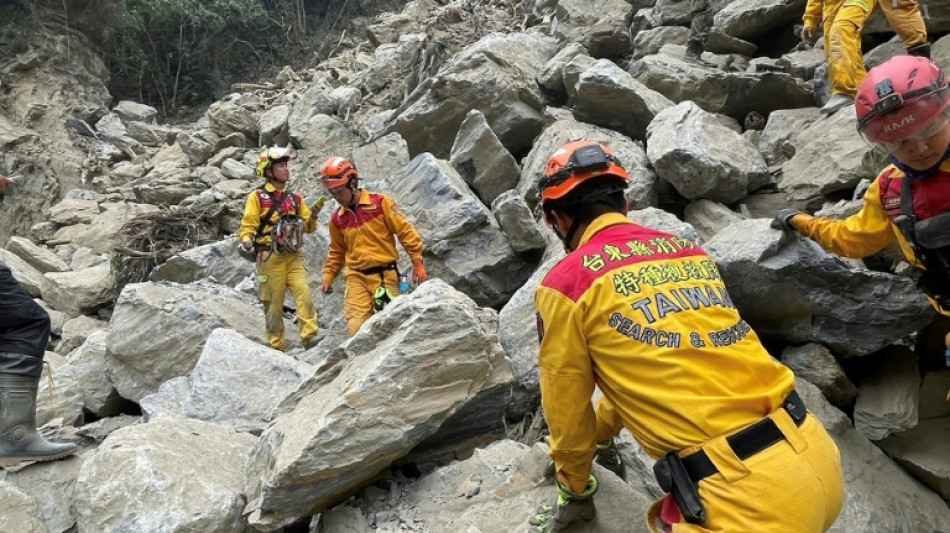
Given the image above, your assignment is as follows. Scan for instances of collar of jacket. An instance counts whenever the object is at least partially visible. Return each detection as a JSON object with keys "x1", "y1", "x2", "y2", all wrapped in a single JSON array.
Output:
[
  {"x1": 336, "y1": 188, "x2": 371, "y2": 215},
  {"x1": 262, "y1": 182, "x2": 288, "y2": 194},
  {"x1": 576, "y1": 212, "x2": 634, "y2": 248},
  {"x1": 890, "y1": 148, "x2": 950, "y2": 181}
]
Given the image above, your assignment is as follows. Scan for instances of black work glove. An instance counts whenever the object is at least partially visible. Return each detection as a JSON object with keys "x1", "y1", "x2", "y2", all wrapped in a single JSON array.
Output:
[{"x1": 770, "y1": 209, "x2": 808, "y2": 231}]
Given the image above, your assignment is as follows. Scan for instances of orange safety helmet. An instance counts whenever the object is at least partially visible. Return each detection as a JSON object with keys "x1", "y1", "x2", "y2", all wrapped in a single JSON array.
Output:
[
  {"x1": 255, "y1": 146, "x2": 294, "y2": 178},
  {"x1": 319, "y1": 156, "x2": 358, "y2": 189},
  {"x1": 537, "y1": 141, "x2": 629, "y2": 206}
]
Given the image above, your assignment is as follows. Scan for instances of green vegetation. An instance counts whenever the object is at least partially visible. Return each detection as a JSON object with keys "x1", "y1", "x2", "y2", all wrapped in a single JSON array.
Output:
[{"x1": 3, "y1": 0, "x2": 399, "y2": 119}]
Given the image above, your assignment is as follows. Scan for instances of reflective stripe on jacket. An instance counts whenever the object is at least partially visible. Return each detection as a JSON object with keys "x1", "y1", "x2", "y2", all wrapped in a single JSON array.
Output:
[
  {"x1": 322, "y1": 189, "x2": 424, "y2": 284},
  {"x1": 535, "y1": 212, "x2": 795, "y2": 494},
  {"x1": 237, "y1": 182, "x2": 317, "y2": 246}
]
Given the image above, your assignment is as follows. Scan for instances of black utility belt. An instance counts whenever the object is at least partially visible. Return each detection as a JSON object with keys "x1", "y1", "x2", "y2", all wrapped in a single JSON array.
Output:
[
  {"x1": 653, "y1": 390, "x2": 807, "y2": 525},
  {"x1": 682, "y1": 390, "x2": 807, "y2": 483},
  {"x1": 354, "y1": 263, "x2": 397, "y2": 276}
]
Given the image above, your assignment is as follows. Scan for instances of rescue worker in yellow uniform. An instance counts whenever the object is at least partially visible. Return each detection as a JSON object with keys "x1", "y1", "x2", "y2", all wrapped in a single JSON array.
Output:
[
  {"x1": 318, "y1": 157, "x2": 428, "y2": 336},
  {"x1": 238, "y1": 147, "x2": 321, "y2": 351},
  {"x1": 774, "y1": 56, "x2": 950, "y2": 373},
  {"x1": 529, "y1": 141, "x2": 844, "y2": 533},
  {"x1": 802, "y1": 0, "x2": 929, "y2": 115}
]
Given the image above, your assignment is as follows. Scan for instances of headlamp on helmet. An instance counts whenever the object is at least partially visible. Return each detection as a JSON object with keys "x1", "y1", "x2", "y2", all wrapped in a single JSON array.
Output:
[
  {"x1": 537, "y1": 141, "x2": 629, "y2": 205},
  {"x1": 855, "y1": 56, "x2": 950, "y2": 151}
]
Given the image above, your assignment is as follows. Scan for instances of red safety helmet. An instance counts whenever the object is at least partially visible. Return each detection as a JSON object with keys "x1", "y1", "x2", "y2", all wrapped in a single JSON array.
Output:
[
  {"x1": 319, "y1": 156, "x2": 358, "y2": 189},
  {"x1": 855, "y1": 56, "x2": 950, "y2": 150},
  {"x1": 537, "y1": 141, "x2": 629, "y2": 205}
]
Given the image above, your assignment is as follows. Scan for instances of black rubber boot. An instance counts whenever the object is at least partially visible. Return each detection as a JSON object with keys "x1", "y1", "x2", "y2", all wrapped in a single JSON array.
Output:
[
  {"x1": 907, "y1": 43, "x2": 931, "y2": 59},
  {"x1": 0, "y1": 373, "x2": 78, "y2": 467}
]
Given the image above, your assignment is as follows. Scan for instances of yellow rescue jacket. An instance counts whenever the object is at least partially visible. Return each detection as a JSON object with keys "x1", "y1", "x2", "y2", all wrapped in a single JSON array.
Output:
[
  {"x1": 238, "y1": 182, "x2": 318, "y2": 247},
  {"x1": 322, "y1": 189, "x2": 424, "y2": 284},
  {"x1": 792, "y1": 159, "x2": 950, "y2": 315},
  {"x1": 536, "y1": 213, "x2": 795, "y2": 494}
]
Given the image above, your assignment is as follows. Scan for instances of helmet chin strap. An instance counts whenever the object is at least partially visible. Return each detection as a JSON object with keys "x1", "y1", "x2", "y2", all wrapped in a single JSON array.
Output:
[{"x1": 550, "y1": 213, "x2": 583, "y2": 252}]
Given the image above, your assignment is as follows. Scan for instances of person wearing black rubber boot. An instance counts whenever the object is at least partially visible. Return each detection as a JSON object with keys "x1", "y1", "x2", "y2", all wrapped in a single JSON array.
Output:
[{"x1": 0, "y1": 174, "x2": 78, "y2": 468}]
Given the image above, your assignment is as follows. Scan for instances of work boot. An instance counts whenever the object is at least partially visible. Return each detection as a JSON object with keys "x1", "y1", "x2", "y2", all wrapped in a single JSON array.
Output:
[
  {"x1": 302, "y1": 336, "x2": 319, "y2": 350},
  {"x1": 594, "y1": 438, "x2": 625, "y2": 479},
  {"x1": 907, "y1": 43, "x2": 931, "y2": 59},
  {"x1": 529, "y1": 475, "x2": 598, "y2": 533},
  {"x1": 819, "y1": 94, "x2": 854, "y2": 115},
  {"x1": 0, "y1": 373, "x2": 78, "y2": 467}
]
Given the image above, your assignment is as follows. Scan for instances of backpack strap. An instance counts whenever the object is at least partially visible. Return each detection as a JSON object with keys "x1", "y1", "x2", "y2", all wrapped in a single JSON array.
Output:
[{"x1": 252, "y1": 186, "x2": 288, "y2": 244}]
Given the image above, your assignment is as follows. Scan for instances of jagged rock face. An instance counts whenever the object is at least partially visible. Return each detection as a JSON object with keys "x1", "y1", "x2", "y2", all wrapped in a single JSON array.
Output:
[
  {"x1": 0, "y1": 30, "x2": 110, "y2": 245},
  {"x1": 387, "y1": 32, "x2": 558, "y2": 157},
  {"x1": 704, "y1": 219, "x2": 934, "y2": 357},
  {"x1": 2, "y1": 455, "x2": 83, "y2": 533},
  {"x1": 243, "y1": 281, "x2": 514, "y2": 529},
  {"x1": 387, "y1": 153, "x2": 534, "y2": 307},
  {"x1": 71, "y1": 417, "x2": 257, "y2": 533},
  {"x1": 449, "y1": 109, "x2": 521, "y2": 207}
]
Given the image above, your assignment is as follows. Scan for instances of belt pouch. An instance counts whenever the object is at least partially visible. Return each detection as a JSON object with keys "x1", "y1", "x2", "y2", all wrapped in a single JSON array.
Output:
[{"x1": 653, "y1": 451, "x2": 707, "y2": 524}]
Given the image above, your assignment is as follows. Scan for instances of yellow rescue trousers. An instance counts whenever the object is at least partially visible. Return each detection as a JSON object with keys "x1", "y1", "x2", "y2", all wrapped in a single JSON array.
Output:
[
  {"x1": 343, "y1": 267, "x2": 400, "y2": 336},
  {"x1": 878, "y1": 0, "x2": 928, "y2": 51},
  {"x1": 644, "y1": 411, "x2": 844, "y2": 533},
  {"x1": 257, "y1": 251, "x2": 318, "y2": 351},
  {"x1": 825, "y1": 0, "x2": 873, "y2": 98}
]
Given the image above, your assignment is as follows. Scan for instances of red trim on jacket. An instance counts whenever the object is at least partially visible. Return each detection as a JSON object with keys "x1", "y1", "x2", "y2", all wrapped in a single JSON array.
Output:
[
  {"x1": 330, "y1": 192, "x2": 386, "y2": 231},
  {"x1": 541, "y1": 223, "x2": 708, "y2": 302}
]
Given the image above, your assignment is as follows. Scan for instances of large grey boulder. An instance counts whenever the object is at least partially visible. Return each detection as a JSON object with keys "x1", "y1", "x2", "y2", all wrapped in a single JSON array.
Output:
[
  {"x1": 798, "y1": 381, "x2": 950, "y2": 532},
  {"x1": 517, "y1": 118, "x2": 657, "y2": 210},
  {"x1": 244, "y1": 281, "x2": 514, "y2": 530},
  {"x1": 2, "y1": 455, "x2": 83, "y2": 533},
  {"x1": 71, "y1": 202, "x2": 161, "y2": 254},
  {"x1": 853, "y1": 346, "x2": 920, "y2": 441},
  {"x1": 757, "y1": 107, "x2": 822, "y2": 166},
  {"x1": 778, "y1": 108, "x2": 875, "y2": 208},
  {"x1": 877, "y1": 417, "x2": 950, "y2": 499},
  {"x1": 570, "y1": 59, "x2": 675, "y2": 142},
  {"x1": 6, "y1": 236, "x2": 69, "y2": 273},
  {"x1": 704, "y1": 219, "x2": 934, "y2": 357},
  {"x1": 491, "y1": 190, "x2": 546, "y2": 253},
  {"x1": 207, "y1": 93, "x2": 262, "y2": 138},
  {"x1": 352, "y1": 132, "x2": 411, "y2": 185},
  {"x1": 105, "y1": 281, "x2": 265, "y2": 402},
  {"x1": 388, "y1": 154, "x2": 533, "y2": 307},
  {"x1": 140, "y1": 328, "x2": 313, "y2": 433},
  {"x1": 629, "y1": 48, "x2": 815, "y2": 119},
  {"x1": 59, "y1": 330, "x2": 123, "y2": 418},
  {"x1": 0, "y1": 481, "x2": 47, "y2": 533},
  {"x1": 716, "y1": 0, "x2": 808, "y2": 41},
  {"x1": 72, "y1": 417, "x2": 257, "y2": 533},
  {"x1": 449, "y1": 109, "x2": 521, "y2": 207},
  {"x1": 0, "y1": 249, "x2": 44, "y2": 296},
  {"x1": 781, "y1": 343, "x2": 857, "y2": 408},
  {"x1": 553, "y1": 0, "x2": 634, "y2": 59},
  {"x1": 387, "y1": 32, "x2": 558, "y2": 157},
  {"x1": 40, "y1": 264, "x2": 115, "y2": 317},
  {"x1": 258, "y1": 104, "x2": 290, "y2": 147},
  {"x1": 149, "y1": 236, "x2": 256, "y2": 288},
  {"x1": 684, "y1": 199, "x2": 746, "y2": 243},
  {"x1": 647, "y1": 101, "x2": 769, "y2": 204}
]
